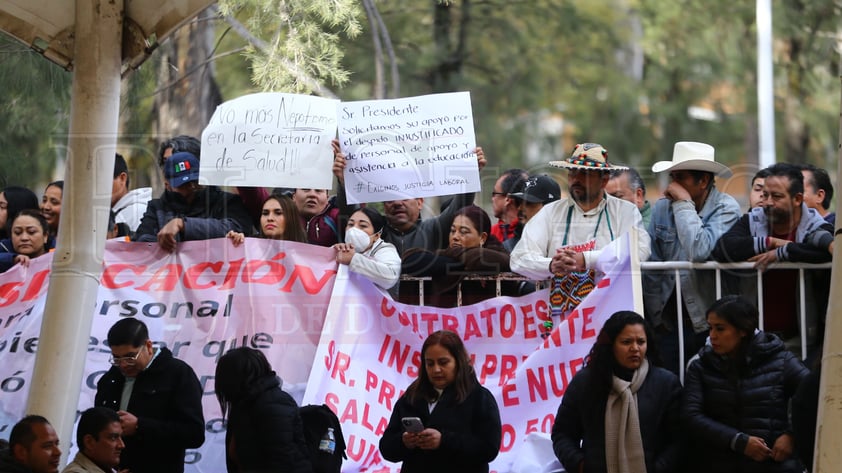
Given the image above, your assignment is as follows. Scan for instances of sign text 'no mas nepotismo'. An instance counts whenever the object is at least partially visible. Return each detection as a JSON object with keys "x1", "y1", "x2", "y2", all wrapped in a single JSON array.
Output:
[{"x1": 200, "y1": 93, "x2": 340, "y2": 189}]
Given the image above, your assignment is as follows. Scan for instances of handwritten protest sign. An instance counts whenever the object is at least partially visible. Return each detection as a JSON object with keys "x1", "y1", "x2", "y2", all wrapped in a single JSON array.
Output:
[
  {"x1": 200, "y1": 92, "x2": 340, "y2": 189},
  {"x1": 338, "y1": 92, "x2": 480, "y2": 204}
]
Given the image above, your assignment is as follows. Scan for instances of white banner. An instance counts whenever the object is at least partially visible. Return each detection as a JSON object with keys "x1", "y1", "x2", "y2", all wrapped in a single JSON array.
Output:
[
  {"x1": 200, "y1": 92, "x2": 340, "y2": 189},
  {"x1": 0, "y1": 234, "x2": 634, "y2": 473},
  {"x1": 338, "y1": 92, "x2": 480, "y2": 204}
]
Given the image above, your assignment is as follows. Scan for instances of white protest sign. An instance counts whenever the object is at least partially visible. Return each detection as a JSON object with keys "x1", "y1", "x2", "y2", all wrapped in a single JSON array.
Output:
[
  {"x1": 200, "y1": 92, "x2": 340, "y2": 189},
  {"x1": 338, "y1": 92, "x2": 480, "y2": 204}
]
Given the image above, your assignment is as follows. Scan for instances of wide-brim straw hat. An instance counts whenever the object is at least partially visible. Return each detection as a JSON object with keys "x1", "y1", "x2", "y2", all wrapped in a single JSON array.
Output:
[
  {"x1": 549, "y1": 143, "x2": 627, "y2": 171},
  {"x1": 651, "y1": 141, "x2": 732, "y2": 177}
]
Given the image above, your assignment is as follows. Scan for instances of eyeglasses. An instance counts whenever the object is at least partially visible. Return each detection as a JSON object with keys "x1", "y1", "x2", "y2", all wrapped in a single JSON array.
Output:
[
  {"x1": 109, "y1": 351, "x2": 142, "y2": 366},
  {"x1": 491, "y1": 191, "x2": 507, "y2": 197}
]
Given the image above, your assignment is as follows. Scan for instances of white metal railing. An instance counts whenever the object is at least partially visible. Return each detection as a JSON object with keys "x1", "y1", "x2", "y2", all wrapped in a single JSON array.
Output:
[{"x1": 399, "y1": 261, "x2": 831, "y2": 381}]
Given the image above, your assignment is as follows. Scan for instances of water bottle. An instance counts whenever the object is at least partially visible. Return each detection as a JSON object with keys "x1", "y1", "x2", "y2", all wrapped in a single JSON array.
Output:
[{"x1": 318, "y1": 427, "x2": 336, "y2": 455}]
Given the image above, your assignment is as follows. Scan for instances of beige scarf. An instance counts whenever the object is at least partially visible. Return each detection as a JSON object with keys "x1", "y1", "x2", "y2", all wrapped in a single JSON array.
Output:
[{"x1": 604, "y1": 358, "x2": 648, "y2": 473}]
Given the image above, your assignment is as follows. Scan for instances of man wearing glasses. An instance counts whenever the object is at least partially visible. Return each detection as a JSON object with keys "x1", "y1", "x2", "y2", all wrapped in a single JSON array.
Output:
[{"x1": 94, "y1": 319, "x2": 204, "y2": 473}]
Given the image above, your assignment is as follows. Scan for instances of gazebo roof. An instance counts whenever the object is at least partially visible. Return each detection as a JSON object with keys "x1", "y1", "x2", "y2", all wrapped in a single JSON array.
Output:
[{"x1": 0, "y1": 0, "x2": 214, "y2": 71}]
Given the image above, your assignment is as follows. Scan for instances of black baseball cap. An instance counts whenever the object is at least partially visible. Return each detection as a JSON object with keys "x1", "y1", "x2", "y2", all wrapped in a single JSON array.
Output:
[{"x1": 510, "y1": 175, "x2": 561, "y2": 204}]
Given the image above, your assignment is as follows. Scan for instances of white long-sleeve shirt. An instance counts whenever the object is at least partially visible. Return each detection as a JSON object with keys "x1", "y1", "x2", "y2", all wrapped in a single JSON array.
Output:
[
  {"x1": 348, "y1": 238, "x2": 401, "y2": 289},
  {"x1": 510, "y1": 194, "x2": 650, "y2": 280}
]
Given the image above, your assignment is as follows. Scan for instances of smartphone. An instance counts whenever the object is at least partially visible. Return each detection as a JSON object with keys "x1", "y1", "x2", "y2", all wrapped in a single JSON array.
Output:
[{"x1": 401, "y1": 417, "x2": 424, "y2": 433}]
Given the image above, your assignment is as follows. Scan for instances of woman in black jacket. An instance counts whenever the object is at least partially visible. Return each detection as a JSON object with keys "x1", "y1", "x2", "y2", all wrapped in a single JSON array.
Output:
[
  {"x1": 215, "y1": 347, "x2": 312, "y2": 473},
  {"x1": 402, "y1": 205, "x2": 515, "y2": 307},
  {"x1": 551, "y1": 311, "x2": 682, "y2": 473},
  {"x1": 681, "y1": 295, "x2": 809, "y2": 473},
  {"x1": 379, "y1": 330, "x2": 501, "y2": 473}
]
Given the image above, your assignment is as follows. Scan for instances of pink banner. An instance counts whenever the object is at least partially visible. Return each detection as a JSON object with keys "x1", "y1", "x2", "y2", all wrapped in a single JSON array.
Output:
[
  {"x1": 0, "y1": 238, "x2": 337, "y2": 472},
  {"x1": 0, "y1": 234, "x2": 634, "y2": 473},
  {"x1": 303, "y1": 234, "x2": 634, "y2": 472}
]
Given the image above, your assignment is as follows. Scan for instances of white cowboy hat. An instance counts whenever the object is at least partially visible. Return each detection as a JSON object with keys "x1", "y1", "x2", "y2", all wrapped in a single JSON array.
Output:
[
  {"x1": 549, "y1": 143, "x2": 627, "y2": 171},
  {"x1": 651, "y1": 141, "x2": 732, "y2": 177}
]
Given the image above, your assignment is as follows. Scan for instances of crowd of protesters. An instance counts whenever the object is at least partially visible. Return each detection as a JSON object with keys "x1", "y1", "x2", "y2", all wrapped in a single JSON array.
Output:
[{"x1": 0, "y1": 136, "x2": 835, "y2": 472}]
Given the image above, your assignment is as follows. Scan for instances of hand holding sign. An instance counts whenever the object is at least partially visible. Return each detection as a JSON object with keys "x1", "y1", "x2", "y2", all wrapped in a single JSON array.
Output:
[{"x1": 338, "y1": 92, "x2": 481, "y2": 204}]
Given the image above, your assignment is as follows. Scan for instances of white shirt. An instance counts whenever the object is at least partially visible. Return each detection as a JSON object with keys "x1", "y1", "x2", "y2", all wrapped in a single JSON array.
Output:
[
  {"x1": 510, "y1": 194, "x2": 650, "y2": 280},
  {"x1": 348, "y1": 239, "x2": 401, "y2": 290},
  {"x1": 112, "y1": 187, "x2": 153, "y2": 232}
]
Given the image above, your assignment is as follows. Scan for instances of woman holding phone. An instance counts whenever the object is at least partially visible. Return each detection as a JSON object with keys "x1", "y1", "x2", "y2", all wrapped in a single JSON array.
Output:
[{"x1": 379, "y1": 330, "x2": 502, "y2": 472}]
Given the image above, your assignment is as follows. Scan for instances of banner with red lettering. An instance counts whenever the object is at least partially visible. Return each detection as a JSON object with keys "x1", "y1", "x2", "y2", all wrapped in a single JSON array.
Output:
[
  {"x1": 0, "y1": 234, "x2": 633, "y2": 472},
  {"x1": 0, "y1": 238, "x2": 337, "y2": 471},
  {"x1": 302, "y1": 233, "x2": 634, "y2": 472}
]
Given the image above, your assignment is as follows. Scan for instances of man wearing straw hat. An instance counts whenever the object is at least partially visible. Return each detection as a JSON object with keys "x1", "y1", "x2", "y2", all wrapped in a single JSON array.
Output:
[
  {"x1": 511, "y1": 143, "x2": 650, "y2": 322},
  {"x1": 643, "y1": 141, "x2": 741, "y2": 375}
]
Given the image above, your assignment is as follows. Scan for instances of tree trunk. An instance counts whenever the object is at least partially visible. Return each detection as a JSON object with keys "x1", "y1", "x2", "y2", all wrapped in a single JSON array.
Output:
[{"x1": 152, "y1": 7, "x2": 222, "y2": 146}]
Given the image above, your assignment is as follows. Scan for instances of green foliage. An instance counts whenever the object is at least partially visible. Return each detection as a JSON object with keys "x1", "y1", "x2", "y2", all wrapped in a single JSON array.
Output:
[
  {"x1": 0, "y1": 33, "x2": 71, "y2": 189},
  {"x1": 217, "y1": 0, "x2": 363, "y2": 92}
]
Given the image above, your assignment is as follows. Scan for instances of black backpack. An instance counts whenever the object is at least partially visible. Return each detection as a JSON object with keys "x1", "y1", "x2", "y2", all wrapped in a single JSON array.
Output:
[{"x1": 299, "y1": 404, "x2": 346, "y2": 473}]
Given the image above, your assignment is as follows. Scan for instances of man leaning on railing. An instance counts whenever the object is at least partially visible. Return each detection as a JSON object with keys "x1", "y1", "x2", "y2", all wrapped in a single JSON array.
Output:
[{"x1": 712, "y1": 162, "x2": 834, "y2": 358}]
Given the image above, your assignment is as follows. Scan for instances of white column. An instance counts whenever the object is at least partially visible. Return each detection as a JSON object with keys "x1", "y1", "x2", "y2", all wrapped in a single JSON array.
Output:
[
  {"x1": 756, "y1": 0, "x2": 776, "y2": 167},
  {"x1": 814, "y1": 70, "x2": 842, "y2": 473},
  {"x1": 25, "y1": 0, "x2": 123, "y2": 465}
]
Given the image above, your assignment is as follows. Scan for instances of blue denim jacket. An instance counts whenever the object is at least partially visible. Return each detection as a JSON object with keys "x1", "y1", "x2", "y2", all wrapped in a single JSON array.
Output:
[{"x1": 643, "y1": 187, "x2": 741, "y2": 332}]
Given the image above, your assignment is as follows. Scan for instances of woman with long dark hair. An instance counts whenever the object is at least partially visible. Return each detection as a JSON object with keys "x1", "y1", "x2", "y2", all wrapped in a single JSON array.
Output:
[
  {"x1": 552, "y1": 311, "x2": 682, "y2": 473},
  {"x1": 226, "y1": 193, "x2": 307, "y2": 245},
  {"x1": 681, "y1": 295, "x2": 808, "y2": 472},
  {"x1": 215, "y1": 347, "x2": 312, "y2": 473},
  {"x1": 379, "y1": 330, "x2": 501, "y2": 472},
  {"x1": 0, "y1": 185, "x2": 40, "y2": 239}
]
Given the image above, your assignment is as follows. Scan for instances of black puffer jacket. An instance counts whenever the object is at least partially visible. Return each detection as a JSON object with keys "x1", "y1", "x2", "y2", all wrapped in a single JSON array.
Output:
[
  {"x1": 681, "y1": 332, "x2": 808, "y2": 473},
  {"x1": 134, "y1": 186, "x2": 252, "y2": 242},
  {"x1": 224, "y1": 374, "x2": 312, "y2": 473}
]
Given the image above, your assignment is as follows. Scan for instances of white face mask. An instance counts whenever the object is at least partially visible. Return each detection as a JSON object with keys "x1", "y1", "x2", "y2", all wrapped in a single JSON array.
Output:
[{"x1": 344, "y1": 226, "x2": 372, "y2": 253}]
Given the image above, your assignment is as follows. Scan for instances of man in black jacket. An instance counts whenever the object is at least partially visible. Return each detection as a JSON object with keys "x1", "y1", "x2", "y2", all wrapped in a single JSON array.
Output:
[
  {"x1": 134, "y1": 151, "x2": 253, "y2": 251},
  {"x1": 95, "y1": 318, "x2": 205, "y2": 473}
]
